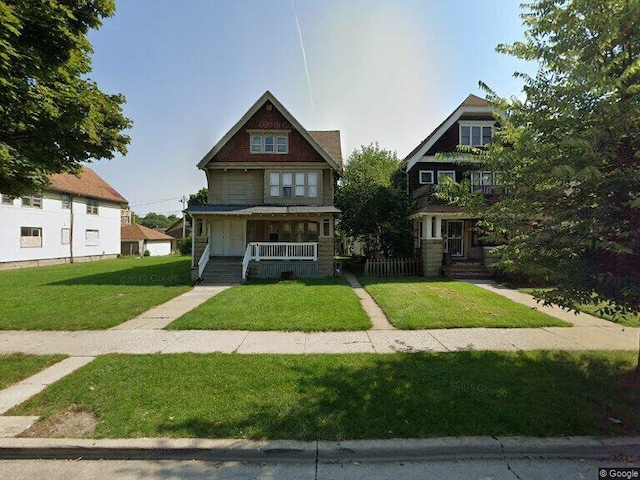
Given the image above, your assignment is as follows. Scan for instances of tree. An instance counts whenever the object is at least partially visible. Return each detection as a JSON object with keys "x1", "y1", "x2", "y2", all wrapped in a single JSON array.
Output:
[
  {"x1": 446, "y1": 0, "x2": 639, "y2": 371},
  {"x1": 336, "y1": 144, "x2": 413, "y2": 257},
  {"x1": 0, "y1": 0, "x2": 131, "y2": 197},
  {"x1": 184, "y1": 188, "x2": 207, "y2": 222},
  {"x1": 137, "y1": 212, "x2": 175, "y2": 229}
]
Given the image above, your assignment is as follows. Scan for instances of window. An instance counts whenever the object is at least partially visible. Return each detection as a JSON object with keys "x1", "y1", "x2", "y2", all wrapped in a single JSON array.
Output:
[
  {"x1": 470, "y1": 171, "x2": 503, "y2": 193},
  {"x1": 20, "y1": 227, "x2": 42, "y2": 248},
  {"x1": 419, "y1": 170, "x2": 434, "y2": 185},
  {"x1": 268, "y1": 171, "x2": 320, "y2": 198},
  {"x1": 308, "y1": 172, "x2": 318, "y2": 197},
  {"x1": 322, "y1": 219, "x2": 330, "y2": 237},
  {"x1": 282, "y1": 172, "x2": 293, "y2": 197},
  {"x1": 459, "y1": 122, "x2": 493, "y2": 147},
  {"x1": 85, "y1": 229, "x2": 99, "y2": 246},
  {"x1": 86, "y1": 198, "x2": 98, "y2": 215},
  {"x1": 269, "y1": 172, "x2": 280, "y2": 197},
  {"x1": 307, "y1": 221, "x2": 319, "y2": 242},
  {"x1": 250, "y1": 133, "x2": 288, "y2": 154},
  {"x1": 281, "y1": 222, "x2": 292, "y2": 242},
  {"x1": 61, "y1": 228, "x2": 70, "y2": 245},
  {"x1": 21, "y1": 194, "x2": 42, "y2": 208},
  {"x1": 437, "y1": 171, "x2": 456, "y2": 183},
  {"x1": 1, "y1": 194, "x2": 13, "y2": 205},
  {"x1": 295, "y1": 172, "x2": 305, "y2": 197},
  {"x1": 61, "y1": 194, "x2": 71, "y2": 209},
  {"x1": 269, "y1": 221, "x2": 279, "y2": 242}
]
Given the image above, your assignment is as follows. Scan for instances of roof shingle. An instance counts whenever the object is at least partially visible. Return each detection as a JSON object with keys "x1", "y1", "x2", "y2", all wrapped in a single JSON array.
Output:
[
  {"x1": 309, "y1": 130, "x2": 343, "y2": 172},
  {"x1": 48, "y1": 167, "x2": 127, "y2": 204},
  {"x1": 121, "y1": 223, "x2": 174, "y2": 241}
]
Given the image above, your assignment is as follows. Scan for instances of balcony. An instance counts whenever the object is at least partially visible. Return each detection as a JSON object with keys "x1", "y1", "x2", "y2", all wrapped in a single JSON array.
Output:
[{"x1": 413, "y1": 184, "x2": 504, "y2": 208}]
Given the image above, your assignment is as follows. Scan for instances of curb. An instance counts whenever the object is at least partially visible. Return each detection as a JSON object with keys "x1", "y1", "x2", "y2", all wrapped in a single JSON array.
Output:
[{"x1": 0, "y1": 436, "x2": 637, "y2": 461}]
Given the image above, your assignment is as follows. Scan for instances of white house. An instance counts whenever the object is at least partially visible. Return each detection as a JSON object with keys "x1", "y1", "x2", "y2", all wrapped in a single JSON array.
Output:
[
  {"x1": 0, "y1": 166, "x2": 127, "y2": 269},
  {"x1": 121, "y1": 223, "x2": 173, "y2": 256}
]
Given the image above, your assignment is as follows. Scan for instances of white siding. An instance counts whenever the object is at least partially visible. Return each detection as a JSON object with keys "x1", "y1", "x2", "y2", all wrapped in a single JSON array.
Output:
[
  {"x1": 0, "y1": 192, "x2": 122, "y2": 263},
  {"x1": 144, "y1": 240, "x2": 172, "y2": 256}
]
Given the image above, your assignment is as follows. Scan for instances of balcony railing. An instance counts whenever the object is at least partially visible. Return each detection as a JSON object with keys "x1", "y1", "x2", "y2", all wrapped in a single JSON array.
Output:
[
  {"x1": 249, "y1": 242, "x2": 318, "y2": 261},
  {"x1": 413, "y1": 184, "x2": 504, "y2": 207}
]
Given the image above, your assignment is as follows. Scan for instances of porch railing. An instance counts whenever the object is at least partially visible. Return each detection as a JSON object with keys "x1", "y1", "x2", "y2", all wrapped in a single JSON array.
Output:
[
  {"x1": 249, "y1": 242, "x2": 318, "y2": 261},
  {"x1": 241, "y1": 243, "x2": 252, "y2": 281},
  {"x1": 197, "y1": 242, "x2": 210, "y2": 279}
]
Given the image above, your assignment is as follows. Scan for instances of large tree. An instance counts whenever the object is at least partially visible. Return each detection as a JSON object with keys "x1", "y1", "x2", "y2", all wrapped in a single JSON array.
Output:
[
  {"x1": 336, "y1": 143, "x2": 413, "y2": 257},
  {"x1": 453, "y1": 0, "x2": 639, "y2": 370},
  {"x1": 0, "y1": 0, "x2": 131, "y2": 197}
]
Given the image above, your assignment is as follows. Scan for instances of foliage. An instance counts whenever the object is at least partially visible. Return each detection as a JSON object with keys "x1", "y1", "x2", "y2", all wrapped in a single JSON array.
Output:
[
  {"x1": 336, "y1": 144, "x2": 414, "y2": 257},
  {"x1": 444, "y1": 0, "x2": 640, "y2": 321},
  {"x1": 136, "y1": 212, "x2": 179, "y2": 229},
  {"x1": 178, "y1": 235, "x2": 192, "y2": 256},
  {"x1": 185, "y1": 187, "x2": 208, "y2": 221},
  {"x1": 0, "y1": 0, "x2": 131, "y2": 197},
  {"x1": 143, "y1": 249, "x2": 150, "y2": 257}
]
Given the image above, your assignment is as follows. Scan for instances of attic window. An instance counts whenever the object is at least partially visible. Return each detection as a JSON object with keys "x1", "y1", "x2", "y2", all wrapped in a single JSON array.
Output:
[
  {"x1": 459, "y1": 122, "x2": 493, "y2": 147},
  {"x1": 250, "y1": 134, "x2": 288, "y2": 154}
]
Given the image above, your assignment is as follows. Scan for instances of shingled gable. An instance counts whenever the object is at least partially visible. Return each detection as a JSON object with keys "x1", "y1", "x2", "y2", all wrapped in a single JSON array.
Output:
[
  {"x1": 196, "y1": 91, "x2": 342, "y2": 173},
  {"x1": 403, "y1": 94, "x2": 493, "y2": 172}
]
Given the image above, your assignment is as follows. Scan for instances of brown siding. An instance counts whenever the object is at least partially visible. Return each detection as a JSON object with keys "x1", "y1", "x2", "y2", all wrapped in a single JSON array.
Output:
[
  {"x1": 421, "y1": 239, "x2": 443, "y2": 277},
  {"x1": 207, "y1": 170, "x2": 263, "y2": 204},
  {"x1": 425, "y1": 115, "x2": 496, "y2": 156},
  {"x1": 408, "y1": 162, "x2": 475, "y2": 195},
  {"x1": 211, "y1": 101, "x2": 326, "y2": 164}
]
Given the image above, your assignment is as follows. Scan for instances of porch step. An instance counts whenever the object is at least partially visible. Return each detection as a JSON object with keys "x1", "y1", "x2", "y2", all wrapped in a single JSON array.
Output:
[
  {"x1": 443, "y1": 262, "x2": 494, "y2": 280},
  {"x1": 200, "y1": 258, "x2": 242, "y2": 285}
]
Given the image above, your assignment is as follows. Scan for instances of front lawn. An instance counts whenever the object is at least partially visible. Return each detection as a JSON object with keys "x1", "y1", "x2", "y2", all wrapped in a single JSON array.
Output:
[
  {"x1": 359, "y1": 277, "x2": 569, "y2": 329},
  {"x1": 0, "y1": 354, "x2": 67, "y2": 389},
  {"x1": 167, "y1": 278, "x2": 371, "y2": 331},
  {"x1": 519, "y1": 288, "x2": 640, "y2": 328},
  {"x1": 0, "y1": 256, "x2": 191, "y2": 330},
  {"x1": 10, "y1": 351, "x2": 638, "y2": 439}
]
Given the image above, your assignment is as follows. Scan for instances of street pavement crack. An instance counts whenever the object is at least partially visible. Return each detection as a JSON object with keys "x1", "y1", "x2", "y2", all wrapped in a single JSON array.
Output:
[{"x1": 493, "y1": 436, "x2": 523, "y2": 480}]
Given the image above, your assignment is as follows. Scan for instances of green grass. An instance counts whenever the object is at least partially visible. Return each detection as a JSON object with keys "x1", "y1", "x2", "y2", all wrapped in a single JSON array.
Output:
[
  {"x1": 167, "y1": 278, "x2": 371, "y2": 331},
  {"x1": 358, "y1": 277, "x2": 569, "y2": 329},
  {"x1": 0, "y1": 354, "x2": 67, "y2": 389},
  {"x1": 519, "y1": 288, "x2": 640, "y2": 328},
  {"x1": 10, "y1": 351, "x2": 639, "y2": 439},
  {"x1": 0, "y1": 256, "x2": 192, "y2": 330}
]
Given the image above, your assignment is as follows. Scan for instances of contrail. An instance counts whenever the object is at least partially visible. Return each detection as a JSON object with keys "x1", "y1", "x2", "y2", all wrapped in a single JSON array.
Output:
[{"x1": 292, "y1": 0, "x2": 314, "y2": 114}]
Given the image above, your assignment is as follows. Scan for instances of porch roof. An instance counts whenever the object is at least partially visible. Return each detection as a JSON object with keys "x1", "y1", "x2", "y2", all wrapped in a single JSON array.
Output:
[{"x1": 186, "y1": 205, "x2": 340, "y2": 215}]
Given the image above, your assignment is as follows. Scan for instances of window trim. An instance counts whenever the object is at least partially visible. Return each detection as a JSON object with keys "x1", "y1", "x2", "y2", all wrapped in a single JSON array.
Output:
[
  {"x1": 418, "y1": 170, "x2": 434, "y2": 185},
  {"x1": 61, "y1": 194, "x2": 71, "y2": 209},
  {"x1": 21, "y1": 193, "x2": 42, "y2": 209},
  {"x1": 268, "y1": 170, "x2": 321, "y2": 198},
  {"x1": 250, "y1": 132, "x2": 289, "y2": 154},
  {"x1": 20, "y1": 226, "x2": 42, "y2": 248},
  {"x1": 459, "y1": 121, "x2": 494, "y2": 147},
  {"x1": 1, "y1": 194, "x2": 14, "y2": 205},
  {"x1": 86, "y1": 198, "x2": 99, "y2": 215},
  {"x1": 85, "y1": 229, "x2": 99, "y2": 246},
  {"x1": 437, "y1": 170, "x2": 456, "y2": 183}
]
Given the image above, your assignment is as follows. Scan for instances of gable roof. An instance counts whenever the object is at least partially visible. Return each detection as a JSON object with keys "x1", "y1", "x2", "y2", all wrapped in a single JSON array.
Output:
[
  {"x1": 48, "y1": 167, "x2": 127, "y2": 204},
  {"x1": 197, "y1": 91, "x2": 342, "y2": 173},
  {"x1": 309, "y1": 130, "x2": 343, "y2": 172},
  {"x1": 403, "y1": 94, "x2": 494, "y2": 172},
  {"x1": 121, "y1": 223, "x2": 173, "y2": 241}
]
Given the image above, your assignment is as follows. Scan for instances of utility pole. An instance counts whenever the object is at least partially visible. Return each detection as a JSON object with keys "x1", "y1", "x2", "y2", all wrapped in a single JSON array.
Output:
[{"x1": 180, "y1": 195, "x2": 187, "y2": 238}]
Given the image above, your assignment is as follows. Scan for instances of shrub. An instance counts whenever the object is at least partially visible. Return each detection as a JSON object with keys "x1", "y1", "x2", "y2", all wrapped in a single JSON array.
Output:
[
  {"x1": 143, "y1": 249, "x2": 150, "y2": 257},
  {"x1": 178, "y1": 235, "x2": 192, "y2": 256}
]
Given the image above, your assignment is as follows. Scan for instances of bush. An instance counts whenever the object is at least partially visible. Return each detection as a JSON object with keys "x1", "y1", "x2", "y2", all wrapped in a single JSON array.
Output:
[
  {"x1": 143, "y1": 249, "x2": 150, "y2": 257},
  {"x1": 178, "y1": 235, "x2": 192, "y2": 256}
]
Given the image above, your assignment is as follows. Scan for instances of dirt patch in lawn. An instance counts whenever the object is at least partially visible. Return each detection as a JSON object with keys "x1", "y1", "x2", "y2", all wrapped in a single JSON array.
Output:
[{"x1": 19, "y1": 406, "x2": 97, "y2": 438}]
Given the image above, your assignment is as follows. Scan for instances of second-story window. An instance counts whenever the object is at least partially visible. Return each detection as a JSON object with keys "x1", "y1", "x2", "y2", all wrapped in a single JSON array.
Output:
[
  {"x1": 251, "y1": 134, "x2": 288, "y2": 154},
  {"x1": 419, "y1": 170, "x2": 434, "y2": 185},
  {"x1": 459, "y1": 122, "x2": 493, "y2": 147},
  {"x1": 86, "y1": 198, "x2": 98, "y2": 215},
  {"x1": 269, "y1": 171, "x2": 319, "y2": 198},
  {"x1": 21, "y1": 193, "x2": 42, "y2": 208},
  {"x1": 470, "y1": 171, "x2": 503, "y2": 193},
  {"x1": 61, "y1": 194, "x2": 71, "y2": 209}
]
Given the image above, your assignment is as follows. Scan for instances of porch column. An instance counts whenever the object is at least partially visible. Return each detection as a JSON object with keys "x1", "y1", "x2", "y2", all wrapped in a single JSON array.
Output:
[
  {"x1": 434, "y1": 216, "x2": 443, "y2": 240},
  {"x1": 424, "y1": 215, "x2": 433, "y2": 239}
]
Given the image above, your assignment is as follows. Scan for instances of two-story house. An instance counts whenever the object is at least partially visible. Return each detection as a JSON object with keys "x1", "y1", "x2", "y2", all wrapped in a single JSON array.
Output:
[
  {"x1": 187, "y1": 91, "x2": 342, "y2": 284},
  {"x1": 0, "y1": 166, "x2": 127, "y2": 269},
  {"x1": 402, "y1": 94, "x2": 500, "y2": 278}
]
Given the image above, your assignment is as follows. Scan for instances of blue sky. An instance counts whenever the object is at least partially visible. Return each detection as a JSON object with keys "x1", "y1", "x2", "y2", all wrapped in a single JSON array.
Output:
[{"x1": 88, "y1": 0, "x2": 532, "y2": 216}]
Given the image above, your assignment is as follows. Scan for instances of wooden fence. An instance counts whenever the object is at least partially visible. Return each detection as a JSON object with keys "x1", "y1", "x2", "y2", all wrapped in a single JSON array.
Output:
[{"x1": 363, "y1": 257, "x2": 423, "y2": 277}]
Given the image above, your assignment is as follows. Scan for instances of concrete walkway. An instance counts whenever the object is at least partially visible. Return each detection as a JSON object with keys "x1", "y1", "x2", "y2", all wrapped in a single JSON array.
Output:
[{"x1": 343, "y1": 272, "x2": 395, "y2": 330}]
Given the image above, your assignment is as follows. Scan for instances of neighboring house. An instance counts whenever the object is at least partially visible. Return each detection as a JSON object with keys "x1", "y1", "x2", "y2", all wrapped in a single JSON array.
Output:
[
  {"x1": 165, "y1": 217, "x2": 191, "y2": 251},
  {"x1": 0, "y1": 166, "x2": 127, "y2": 269},
  {"x1": 121, "y1": 223, "x2": 173, "y2": 256},
  {"x1": 402, "y1": 94, "x2": 500, "y2": 278},
  {"x1": 187, "y1": 91, "x2": 343, "y2": 283}
]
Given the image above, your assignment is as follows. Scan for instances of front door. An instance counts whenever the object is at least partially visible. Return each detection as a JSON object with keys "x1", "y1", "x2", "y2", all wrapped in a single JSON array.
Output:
[
  {"x1": 210, "y1": 219, "x2": 246, "y2": 256},
  {"x1": 446, "y1": 220, "x2": 464, "y2": 258}
]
